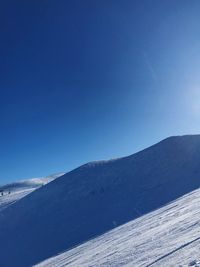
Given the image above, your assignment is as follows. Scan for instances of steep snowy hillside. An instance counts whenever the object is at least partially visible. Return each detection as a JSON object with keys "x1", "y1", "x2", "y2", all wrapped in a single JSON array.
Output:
[
  {"x1": 0, "y1": 173, "x2": 65, "y2": 212},
  {"x1": 0, "y1": 135, "x2": 200, "y2": 267},
  {"x1": 35, "y1": 187, "x2": 200, "y2": 267}
]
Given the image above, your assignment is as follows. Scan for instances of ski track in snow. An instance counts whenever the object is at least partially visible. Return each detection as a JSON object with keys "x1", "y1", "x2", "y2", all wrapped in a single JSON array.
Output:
[{"x1": 36, "y1": 188, "x2": 200, "y2": 267}]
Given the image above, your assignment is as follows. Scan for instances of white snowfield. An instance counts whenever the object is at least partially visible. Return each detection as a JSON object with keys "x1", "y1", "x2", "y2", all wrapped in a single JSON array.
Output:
[
  {"x1": 36, "y1": 188, "x2": 200, "y2": 267},
  {"x1": 0, "y1": 173, "x2": 65, "y2": 212},
  {"x1": 1, "y1": 135, "x2": 200, "y2": 267}
]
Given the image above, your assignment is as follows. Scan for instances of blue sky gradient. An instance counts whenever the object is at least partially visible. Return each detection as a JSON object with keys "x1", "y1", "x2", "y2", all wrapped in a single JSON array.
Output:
[{"x1": 1, "y1": 0, "x2": 200, "y2": 183}]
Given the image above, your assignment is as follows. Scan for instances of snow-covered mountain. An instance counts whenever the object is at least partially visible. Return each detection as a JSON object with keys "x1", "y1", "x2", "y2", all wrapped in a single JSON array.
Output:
[
  {"x1": 35, "y1": 187, "x2": 200, "y2": 267},
  {"x1": 0, "y1": 135, "x2": 200, "y2": 267},
  {"x1": 0, "y1": 173, "x2": 65, "y2": 212}
]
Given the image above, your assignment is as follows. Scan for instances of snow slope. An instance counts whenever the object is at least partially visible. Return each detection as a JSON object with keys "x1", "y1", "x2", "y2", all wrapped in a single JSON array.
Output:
[
  {"x1": 1, "y1": 135, "x2": 200, "y2": 266},
  {"x1": 0, "y1": 173, "x2": 65, "y2": 212},
  {"x1": 35, "y1": 187, "x2": 200, "y2": 267}
]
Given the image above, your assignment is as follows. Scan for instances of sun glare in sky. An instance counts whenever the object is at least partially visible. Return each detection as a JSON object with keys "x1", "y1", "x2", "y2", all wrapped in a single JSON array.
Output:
[{"x1": 1, "y1": 1, "x2": 200, "y2": 182}]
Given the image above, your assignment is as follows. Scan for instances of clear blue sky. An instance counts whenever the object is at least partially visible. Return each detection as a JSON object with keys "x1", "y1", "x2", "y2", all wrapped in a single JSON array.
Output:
[{"x1": 1, "y1": 0, "x2": 200, "y2": 183}]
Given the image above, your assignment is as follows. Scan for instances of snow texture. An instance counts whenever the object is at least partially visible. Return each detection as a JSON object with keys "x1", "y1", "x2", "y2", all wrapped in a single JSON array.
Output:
[{"x1": 35, "y1": 187, "x2": 200, "y2": 267}]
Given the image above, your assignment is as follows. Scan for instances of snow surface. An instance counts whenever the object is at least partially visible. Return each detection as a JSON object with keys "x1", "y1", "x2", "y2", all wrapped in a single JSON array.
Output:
[
  {"x1": 1, "y1": 135, "x2": 200, "y2": 266},
  {"x1": 35, "y1": 187, "x2": 200, "y2": 267},
  {"x1": 0, "y1": 173, "x2": 65, "y2": 212}
]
